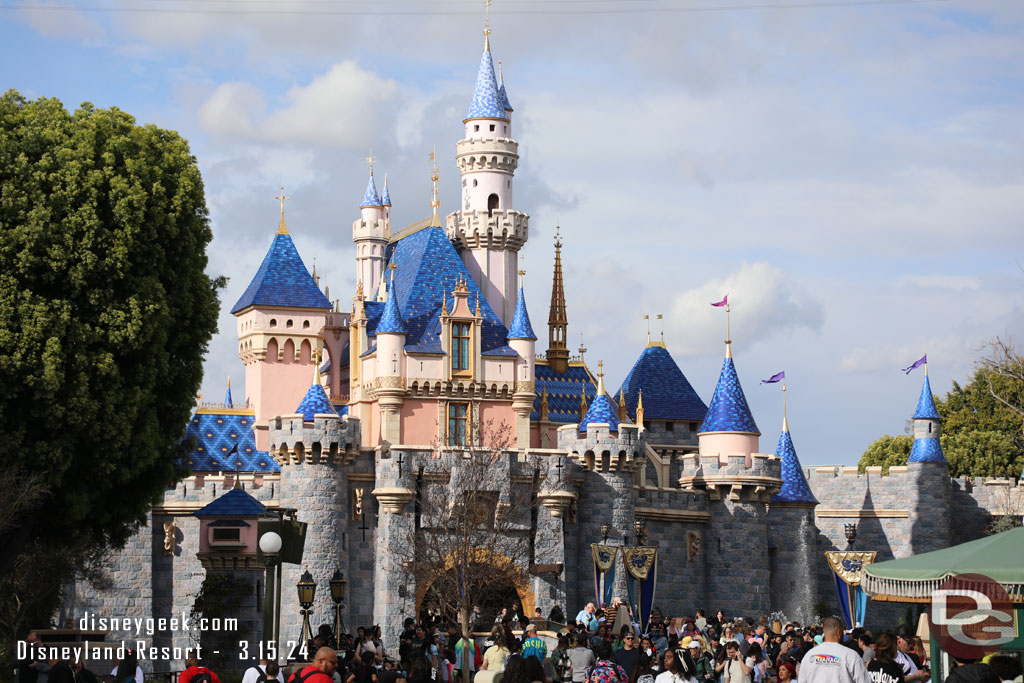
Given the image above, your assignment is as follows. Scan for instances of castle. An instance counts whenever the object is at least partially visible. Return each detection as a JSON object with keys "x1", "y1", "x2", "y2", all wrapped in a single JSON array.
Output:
[{"x1": 65, "y1": 25, "x2": 1023, "y2": 668}]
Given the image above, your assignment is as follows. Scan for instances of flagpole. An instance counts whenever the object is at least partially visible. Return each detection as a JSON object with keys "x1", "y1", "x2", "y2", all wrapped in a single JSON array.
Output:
[
  {"x1": 782, "y1": 383, "x2": 788, "y2": 432},
  {"x1": 725, "y1": 303, "x2": 732, "y2": 358}
]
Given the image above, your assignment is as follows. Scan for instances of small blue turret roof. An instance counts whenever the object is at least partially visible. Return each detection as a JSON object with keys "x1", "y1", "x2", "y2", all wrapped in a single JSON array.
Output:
[
  {"x1": 914, "y1": 374, "x2": 940, "y2": 420},
  {"x1": 498, "y1": 67, "x2": 513, "y2": 112},
  {"x1": 465, "y1": 44, "x2": 509, "y2": 122},
  {"x1": 295, "y1": 382, "x2": 335, "y2": 422},
  {"x1": 376, "y1": 276, "x2": 407, "y2": 335},
  {"x1": 195, "y1": 487, "x2": 266, "y2": 517},
  {"x1": 615, "y1": 344, "x2": 707, "y2": 422},
  {"x1": 772, "y1": 428, "x2": 818, "y2": 504},
  {"x1": 231, "y1": 233, "x2": 332, "y2": 314},
  {"x1": 507, "y1": 285, "x2": 536, "y2": 340},
  {"x1": 698, "y1": 354, "x2": 760, "y2": 435},
  {"x1": 361, "y1": 174, "x2": 383, "y2": 208},
  {"x1": 908, "y1": 437, "x2": 946, "y2": 463},
  {"x1": 579, "y1": 393, "x2": 620, "y2": 433},
  {"x1": 224, "y1": 381, "x2": 233, "y2": 407},
  {"x1": 381, "y1": 176, "x2": 392, "y2": 206}
]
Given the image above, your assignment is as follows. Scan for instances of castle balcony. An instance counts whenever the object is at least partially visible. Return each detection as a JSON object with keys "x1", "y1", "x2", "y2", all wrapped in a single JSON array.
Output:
[
  {"x1": 677, "y1": 452, "x2": 783, "y2": 503},
  {"x1": 446, "y1": 210, "x2": 529, "y2": 250},
  {"x1": 455, "y1": 137, "x2": 519, "y2": 173}
]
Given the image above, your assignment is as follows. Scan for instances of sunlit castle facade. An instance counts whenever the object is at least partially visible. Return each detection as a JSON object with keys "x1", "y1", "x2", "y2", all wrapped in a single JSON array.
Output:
[{"x1": 65, "y1": 24, "x2": 1022, "y2": 668}]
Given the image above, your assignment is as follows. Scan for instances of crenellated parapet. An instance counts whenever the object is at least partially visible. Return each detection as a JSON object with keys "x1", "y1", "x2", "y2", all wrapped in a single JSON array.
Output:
[
  {"x1": 268, "y1": 413, "x2": 361, "y2": 465},
  {"x1": 446, "y1": 209, "x2": 529, "y2": 251},
  {"x1": 557, "y1": 422, "x2": 646, "y2": 472},
  {"x1": 677, "y1": 452, "x2": 782, "y2": 503}
]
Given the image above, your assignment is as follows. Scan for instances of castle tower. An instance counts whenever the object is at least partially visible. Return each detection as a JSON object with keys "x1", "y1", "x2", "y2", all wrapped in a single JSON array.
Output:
[
  {"x1": 270, "y1": 371, "x2": 360, "y2": 649},
  {"x1": 906, "y1": 366, "x2": 951, "y2": 553},
  {"x1": 353, "y1": 162, "x2": 391, "y2": 296},
  {"x1": 233, "y1": 194, "x2": 332, "y2": 448},
  {"x1": 508, "y1": 270, "x2": 537, "y2": 449},
  {"x1": 375, "y1": 268, "x2": 407, "y2": 444},
  {"x1": 560, "y1": 361, "x2": 646, "y2": 606},
  {"x1": 680, "y1": 338, "x2": 780, "y2": 615},
  {"x1": 446, "y1": 29, "x2": 529, "y2": 326},
  {"x1": 766, "y1": 385, "x2": 819, "y2": 624},
  {"x1": 547, "y1": 230, "x2": 570, "y2": 374}
]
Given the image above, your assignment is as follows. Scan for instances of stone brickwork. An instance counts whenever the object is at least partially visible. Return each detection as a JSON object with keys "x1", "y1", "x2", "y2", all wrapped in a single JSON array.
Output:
[{"x1": 766, "y1": 504, "x2": 817, "y2": 624}]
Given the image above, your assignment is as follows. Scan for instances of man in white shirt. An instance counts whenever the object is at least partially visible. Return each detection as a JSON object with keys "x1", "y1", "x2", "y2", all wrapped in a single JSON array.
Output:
[
  {"x1": 797, "y1": 618, "x2": 870, "y2": 683},
  {"x1": 575, "y1": 603, "x2": 599, "y2": 632},
  {"x1": 895, "y1": 634, "x2": 929, "y2": 682}
]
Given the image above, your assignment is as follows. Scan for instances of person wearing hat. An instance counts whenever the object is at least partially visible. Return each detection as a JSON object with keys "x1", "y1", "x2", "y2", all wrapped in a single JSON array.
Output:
[
  {"x1": 521, "y1": 624, "x2": 547, "y2": 665},
  {"x1": 686, "y1": 641, "x2": 714, "y2": 683}
]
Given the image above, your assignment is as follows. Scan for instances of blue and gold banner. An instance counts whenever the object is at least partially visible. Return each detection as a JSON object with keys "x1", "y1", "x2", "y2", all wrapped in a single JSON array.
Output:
[
  {"x1": 622, "y1": 546, "x2": 658, "y2": 634},
  {"x1": 591, "y1": 544, "x2": 618, "y2": 609},
  {"x1": 826, "y1": 551, "x2": 876, "y2": 629}
]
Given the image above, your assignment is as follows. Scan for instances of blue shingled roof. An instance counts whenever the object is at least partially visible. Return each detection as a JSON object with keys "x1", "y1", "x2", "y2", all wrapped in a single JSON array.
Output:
[
  {"x1": 580, "y1": 392, "x2": 620, "y2": 433},
  {"x1": 914, "y1": 374, "x2": 940, "y2": 420},
  {"x1": 381, "y1": 178, "x2": 392, "y2": 206},
  {"x1": 508, "y1": 285, "x2": 536, "y2": 340},
  {"x1": 195, "y1": 487, "x2": 266, "y2": 517},
  {"x1": 909, "y1": 435, "x2": 946, "y2": 463},
  {"x1": 224, "y1": 383, "x2": 233, "y2": 406},
  {"x1": 465, "y1": 45, "x2": 509, "y2": 121},
  {"x1": 379, "y1": 226, "x2": 516, "y2": 356},
  {"x1": 183, "y1": 411, "x2": 278, "y2": 473},
  {"x1": 614, "y1": 344, "x2": 706, "y2": 423},
  {"x1": 376, "y1": 278, "x2": 407, "y2": 335},
  {"x1": 498, "y1": 70, "x2": 513, "y2": 112},
  {"x1": 295, "y1": 383, "x2": 335, "y2": 421},
  {"x1": 772, "y1": 428, "x2": 818, "y2": 504},
  {"x1": 698, "y1": 356, "x2": 760, "y2": 435},
  {"x1": 532, "y1": 362, "x2": 597, "y2": 422},
  {"x1": 361, "y1": 174, "x2": 383, "y2": 208},
  {"x1": 231, "y1": 233, "x2": 332, "y2": 314}
]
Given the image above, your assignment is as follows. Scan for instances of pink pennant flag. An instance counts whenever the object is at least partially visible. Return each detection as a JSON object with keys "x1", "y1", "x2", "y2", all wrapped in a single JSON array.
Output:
[{"x1": 711, "y1": 294, "x2": 728, "y2": 307}]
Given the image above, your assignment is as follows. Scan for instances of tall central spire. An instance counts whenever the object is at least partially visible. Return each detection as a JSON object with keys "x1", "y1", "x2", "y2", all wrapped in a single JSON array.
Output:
[{"x1": 548, "y1": 226, "x2": 569, "y2": 374}]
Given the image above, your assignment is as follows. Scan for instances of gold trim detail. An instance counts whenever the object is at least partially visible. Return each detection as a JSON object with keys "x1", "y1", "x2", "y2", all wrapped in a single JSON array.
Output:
[{"x1": 815, "y1": 509, "x2": 909, "y2": 519}]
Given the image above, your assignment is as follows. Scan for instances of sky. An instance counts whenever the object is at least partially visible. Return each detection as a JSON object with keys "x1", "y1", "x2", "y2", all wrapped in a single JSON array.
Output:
[{"x1": 2, "y1": 0, "x2": 1022, "y2": 466}]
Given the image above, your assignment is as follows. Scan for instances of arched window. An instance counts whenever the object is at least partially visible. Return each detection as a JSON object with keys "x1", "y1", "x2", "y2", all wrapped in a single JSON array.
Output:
[
  {"x1": 303, "y1": 320, "x2": 310, "y2": 329},
  {"x1": 286, "y1": 319, "x2": 294, "y2": 328},
  {"x1": 487, "y1": 194, "x2": 499, "y2": 216},
  {"x1": 269, "y1": 319, "x2": 277, "y2": 328}
]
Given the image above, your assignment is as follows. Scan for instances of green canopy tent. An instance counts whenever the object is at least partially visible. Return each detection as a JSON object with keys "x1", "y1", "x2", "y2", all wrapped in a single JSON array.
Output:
[
  {"x1": 862, "y1": 526, "x2": 1024, "y2": 683},
  {"x1": 862, "y1": 527, "x2": 1024, "y2": 604}
]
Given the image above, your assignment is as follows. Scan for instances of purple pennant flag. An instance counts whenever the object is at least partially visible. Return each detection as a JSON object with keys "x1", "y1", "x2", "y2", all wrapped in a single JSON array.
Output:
[
  {"x1": 761, "y1": 371, "x2": 785, "y2": 385},
  {"x1": 902, "y1": 354, "x2": 927, "y2": 374},
  {"x1": 711, "y1": 294, "x2": 728, "y2": 307}
]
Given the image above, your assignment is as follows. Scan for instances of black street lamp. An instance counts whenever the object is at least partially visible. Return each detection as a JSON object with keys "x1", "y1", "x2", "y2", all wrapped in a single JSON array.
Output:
[
  {"x1": 634, "y1": 518, "x2": 647, "y2": 546},
  {"x1": 297, "y1": 568, "x2": 317, "y2": 655},
  {"x1": 329, "y1": 569, "x2": 347, "y2": 649},
  {"x1": 844, "y1": 523, "x2": 858, "y2": 550}
]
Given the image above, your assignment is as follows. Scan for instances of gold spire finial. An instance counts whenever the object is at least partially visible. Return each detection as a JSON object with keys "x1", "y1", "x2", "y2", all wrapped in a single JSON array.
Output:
[
  {"x1": 275, "y1": 186, "x2": 290, "y2": 234},
  {"x1": 782, "y1": 383, "x2": 789, "y2": 432},
  {"x1": 596, "y1": 360, "x2": 606, "y2": 396},
  {"x1": 483, "y1": 0, "x2": 492, "y2": 49},
  {"x1": 356, "y1": 278, "x2": 364, "y2": 298},
  {"x1": 227, "y1": 375, "x2": 231, "y2": 389},
  {"x1": 519, "y1": 254, "x2": 525, "y2": 279},
  {"x1": 313, "y1": 340, "x2": 322, "y2": 385},
  {"x1": 578, "y1": 332, "x2": 587, "y2": 360},
  {"x1": 636, "y1": 387, "x2": 645, "y2": 429},
  {"x1": 498, "y1": 59, "x2": 504, "y2": 83},
  {"x1": 312, "y1": 254, "x2": 319, "y2": 285},
  {"x1": 365, "y1": 150, "x2": 376, "y2": 176},
  {"x1": 429, "y1": 146, "x2": 441, "y2": 226},
  {"x1": 554, "y1": 224, "x2": 562, "y2": 249},
  {"x1": 657, "y1": 313, "x2": 664, "y2": 344},
  {"x1": 924, "y1": 351, "x2": 928, "y2": 376},
  {"x1": 475, "y1": 293, "x2": 481, "y2": 316}
]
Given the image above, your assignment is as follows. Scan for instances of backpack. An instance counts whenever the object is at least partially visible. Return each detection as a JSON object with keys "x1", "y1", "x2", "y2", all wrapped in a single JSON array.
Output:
[
  {"x1": 286, "y1": 669, "x2": 321, "y2": 683},
  {"x1": 555, "y1": 651, "x2": 572, "y2": 679},
  {"x1": 585, "y1": 661, "x2": 626, "y2": 683},
  {"x1": 191, "y1": 672, "x2": 213, "y2": 683}
]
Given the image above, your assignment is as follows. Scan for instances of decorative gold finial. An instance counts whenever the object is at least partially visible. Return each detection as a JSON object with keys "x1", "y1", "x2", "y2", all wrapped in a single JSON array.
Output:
[
  {"x1": 519, "y1": 254, "x2": 525, "y2": 279},
  {"x1": 365, "y1": 150, "x2": 376, "y2": 176},
  {"x1": 227, "y1": 375, "x2": 231, "y2": 389},
  {"x1": 578, "y1": 333, "x2": 587, "y2": 360},
  {"x1": 644, "y1": 314, "x2": 651, "y2": 344},
  {"x1": 498, "y1": 59, "x2": 504, "y2": 82},
  {"x1": 429, "y1": 146, "x2": 441, "y2": 226},
  {"x1": 313, "y1": 340, "x2": 322, "y2": 385},
  {"x1": 924, "y1": 351, "x2": 928, "y2": 376},
  {"x1": 312, "y1": 254, "x2": 319, "y2": 285},
  {"x1": 475, "y1": 293, "x2": 481, "y2": 316},
  {"x1": 554, "y1": 224, "x2": 562, "y2": 248},
  {"x1": 356, "y1": 279, "x2": 364, "y2": 298},
  {"x1": 782, "y1": 383, "x2": 789, "y2": 432},
  {"x1": 275, "y1": 187, "x2": 290, "y2": 235},
  {"x1": 484, "y1": 0, "x2": 492, "y2": 49},
  {"x1": 657, "y1": 313, "x2": 664, "y2": 344},
  {"x1": 636, "y1": 388, "x2": 645, "y2": 429},
  {"x1": 596, "y1": 360, "x2": 606, "y2": 396},
  {"x1": 725, "y1": 301, "x2": 732, "y2": 358}
]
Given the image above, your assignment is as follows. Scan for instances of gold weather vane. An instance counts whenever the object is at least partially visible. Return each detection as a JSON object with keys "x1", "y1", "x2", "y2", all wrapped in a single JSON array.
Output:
[
  {"x1": 554, "y1": 223, "x2": 562, "y2": 248},
  {"x1": 643, "y1": 314, "x2": 651, "y2": 344},
  {"x1": 657, "y1": 313, "x2": 664, "y2": 343},
  {"x1": 484, "y1": 0, "x2": 492, "y2": 47},
  {"x1": 429, "y1": 147, "x2": 441, "y2": 225},
  {"x1": 366, "y1": 150, "x2": 376, "y2": 175},
  {"x1": 275, "y1": 187, "x2": 290, "y2": 234},
  {"x1": 578, "y1": 333, "x2": 587, "y2": 360}
]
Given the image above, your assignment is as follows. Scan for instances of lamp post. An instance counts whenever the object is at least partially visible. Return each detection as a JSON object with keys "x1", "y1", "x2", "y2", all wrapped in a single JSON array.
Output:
[
  {"x1": 297, "y1": 568, "x2": 317, "y2": 657},
  {"x1": 259, "y1": 531, "x2": 283, "y2": 649},
  {"x1": 329, "y1": 569, "x2": 348, "y2": 649},
  {"x1": 600, "y1": 523, "x2": 611, "y2": 544},
  {"x1": 844, "y1": 523, "x2": 858, "y2": 550},
  {"x1": 634, "y1": 518, "x2": 647, "y2": 546}
]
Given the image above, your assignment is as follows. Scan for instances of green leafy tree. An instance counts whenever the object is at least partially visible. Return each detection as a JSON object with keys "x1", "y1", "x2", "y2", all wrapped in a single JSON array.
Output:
[
  {"x1": 859, "y1": 361, "x2": 1024, "y2": 478},
  {"x1": 0, "y1": 90, "x2": 223, "y2": 578}
]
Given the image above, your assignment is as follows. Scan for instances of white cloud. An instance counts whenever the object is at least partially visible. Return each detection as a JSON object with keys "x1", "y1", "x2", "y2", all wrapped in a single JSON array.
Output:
[
  {"x1": 897, "y1": 274, "x2": 982, "y2": 290},
  {"x1": 17, "y1": 2, "x2": 104, "y2": 40},
  {"x1": 198, "y1": 61, "x2": 401, "y2": 150}
]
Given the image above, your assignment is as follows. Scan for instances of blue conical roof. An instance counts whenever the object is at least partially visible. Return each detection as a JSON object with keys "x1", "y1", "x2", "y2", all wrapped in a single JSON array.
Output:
[
  {"x1": 195, "y1": 487, "x2": 266, "y2": 517},
  {"x1": 224, "y1": 381, "x2": 233, "y2": 406},
  {"x1": 465, "y1": 44, "x2": 509, "y2": 122},
  {"x1": 772, "y1": 428, "x2": 818, "y2": 504},
  {"x1": 376, "y1": 278, "x2": 406, "y2": 335},
  {"x1": 507, "y1": 285, "x2": 536, "y2": 340},
  {"x1": 914, "y1": 374, "x2": 940, "y2": 419},
  {"x1": 295, "y1": 382, "x2": 335, "y2": 422},
  {"x1": 579, "y1": 393, "x2": 620, "y2": 433},
  {"x1": 381, "y1": 176, "x2": 392, "y2": 206},
  {"x1": 615, "y1": 344, "x2": 707, "y2": 422},
  {"x1": 698, "y1": 355, "x2": 760, "y2": 434},
  {"x1": 231, "y1": 233, "x2": 332, "y2": 313},
  {"x1": 361, "y1": 174, "x2": 383, "y2": 208},
  {"x1": 497, "y1": 68, "x2": 513, "y2": 112},
  {"x1": 908, "y1": 437, "x2": 946, "y2": 463}
]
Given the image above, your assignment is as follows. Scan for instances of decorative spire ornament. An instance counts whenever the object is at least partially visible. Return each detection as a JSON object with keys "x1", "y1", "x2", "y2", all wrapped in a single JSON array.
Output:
[{"x1": 275, "y1": 186, "x2": 290, "y2": 235}]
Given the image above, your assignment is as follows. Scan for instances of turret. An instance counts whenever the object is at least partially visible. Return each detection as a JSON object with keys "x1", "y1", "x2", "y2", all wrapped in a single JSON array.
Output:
[
  {"x1": 508, "y1": 273, "x2": 537, "y2": 449},
  {"x1": 908, "y1": 372, "x2": 945, "y2": 463},
  {"x1": 233, "y1": 193, "x2": 332, "y2": 447},
  {"x1": 547, "y1": 229, "x2": 570, "y2": 374},
  {"x1": 446, "y1": 29, "x2": 529, "y2": 326},
  {"x1": 904, "y1": 361, "x2": 951, "y2": 554},
  {"x1": 375, "y1": 267, "x2": 407, "y2": 444},
  {"x1": 353, "y1": 162, "x2": 391, "y2": 295},
  {"x1": 697, "y1": 340, "x2": 760, "y2": 464}
]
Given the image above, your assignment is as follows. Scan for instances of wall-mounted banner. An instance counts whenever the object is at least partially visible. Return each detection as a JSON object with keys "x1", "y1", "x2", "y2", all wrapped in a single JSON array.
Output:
[
  {"x1": 622, "y1": 546, "x2": 658, "y2": 634},
  {"x1": 826, "y1": 551, "x2": 877, "y2": 629},
  {"x1": 591, "y1": 544, "x2": 618, "y2": 609}
]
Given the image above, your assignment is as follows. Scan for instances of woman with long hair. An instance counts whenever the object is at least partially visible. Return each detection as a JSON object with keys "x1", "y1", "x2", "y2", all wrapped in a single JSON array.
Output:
[
  {"x1": 747, "y1": 642, "x2": 767, "y2": 682},
  {"x1": 632, "y1": 652, "x2": 658, "y2": 683},
  {"x1": 502, "y1": 654, "x2": 532, "y2": 683},
  {"x1": 654, "y1": 648, "x2": 698, "y2": 683},
  {"x1": 866, "y1": 633, "x2": 905, "y2": 683}
]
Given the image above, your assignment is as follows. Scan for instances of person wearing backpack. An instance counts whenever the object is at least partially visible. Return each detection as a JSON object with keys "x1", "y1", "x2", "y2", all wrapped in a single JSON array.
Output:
[
  {"x1": 178, "y1": 656, "x2": 221, "y2": 683},
  {"x1": 243, "y1": 659, "x2": 284, "y2": 683},
  {"x1": 551, "y1": 635, "x2": 572, "y2": 683},
  {"x1": 289, "y1": 648, "x2": 338, "y2": 683}
]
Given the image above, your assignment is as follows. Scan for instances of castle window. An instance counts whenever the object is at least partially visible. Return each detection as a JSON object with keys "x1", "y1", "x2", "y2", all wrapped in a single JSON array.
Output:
[
  {"x1": 451, "y1": 322, "x2": 471, "y2": 372},
  {"x1": 286, "y1": 319, "x2": 294, "y2": 328},
  {"x1": 487, "y1": 194, "x2": 499, "y2": 216},
  {"x1": 489, "y1": 124, "x2": 495, "y2": 132},
  {"x1": 473, "y1": 179, "x2": 478, "y2": 188},
  {"x1": 503, "y1": 125, "x2": 507, "y2": 135},
  {"x1": 474, "y1": 124, "x2": 480, "y2": 132},
  {"x1": 665, "y1": 421, "x2": 674, "y2": 432},
  {"x1": 269, "y1": 319, "x2": 277, "y2": 328},
  {"x1": 303, "y1": 320, "x2": 310, "y2": 329},
  {"x1": 448, "y1": 402, "x2": 469, "y2": 447},
  {"x1": 689, "y1": 422, "x2": 697, "y2": 432}
]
